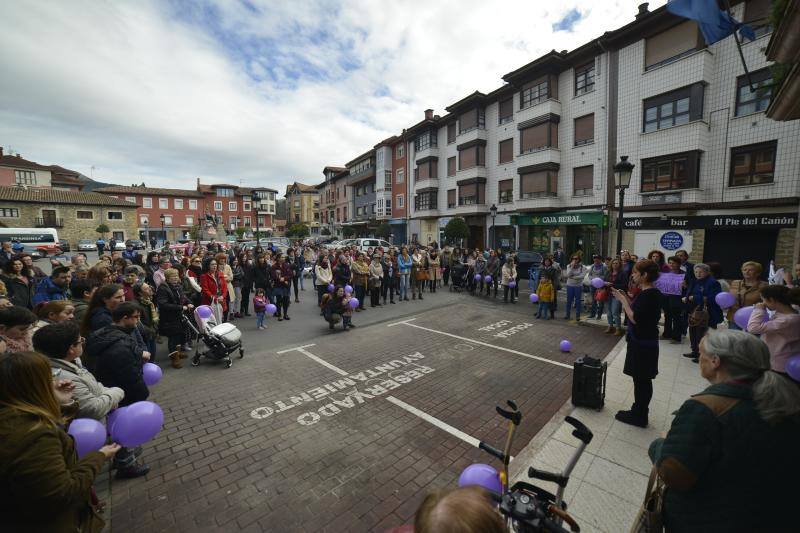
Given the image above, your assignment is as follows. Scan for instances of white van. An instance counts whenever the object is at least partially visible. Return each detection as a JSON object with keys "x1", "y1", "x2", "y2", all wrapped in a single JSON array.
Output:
[
  {"x1": 0, "y1": 227, "x2": 61, "y2": 256},
  {"x1": 349, "y1": 238, "x2": 392, "y2": 252}
]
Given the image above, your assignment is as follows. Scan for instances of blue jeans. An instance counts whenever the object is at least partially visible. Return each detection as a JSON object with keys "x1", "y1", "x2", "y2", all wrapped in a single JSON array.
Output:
[
  {"x1": 565, "y1": 285, "x2": 582, "y2": 319},
  {"x1": 256, "y1": 311, "x2": 265, "y2": 328},
  {"x1": 399, "y1": 273, "x2": 409, "y2": 299},
  {"x1": 607, "y1": 298, "x2": 622, "y2": 328},
  {"x1": 536, "y1": 301, "x2": 553, "y2": 317},
  {"x1": 299, "y1": 270, "x2": 305, "y2": 290}
]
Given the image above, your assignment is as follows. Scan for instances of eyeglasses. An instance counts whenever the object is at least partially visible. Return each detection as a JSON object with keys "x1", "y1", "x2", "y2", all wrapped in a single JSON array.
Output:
[{"x1": 72, "y1": 336, "x2": 86, "y2": 347}]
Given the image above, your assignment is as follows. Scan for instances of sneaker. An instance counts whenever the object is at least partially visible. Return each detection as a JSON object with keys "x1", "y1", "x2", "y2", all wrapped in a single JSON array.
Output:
[
  {"x1": 115, "y1": 463, "x2": 150, "y2": 479},
  {"x1": 283, "y1": 316, "x2": 290, "y2": 320},
  {"x1": 278, "y1": 317, "x2": 283, "y2": 322}
]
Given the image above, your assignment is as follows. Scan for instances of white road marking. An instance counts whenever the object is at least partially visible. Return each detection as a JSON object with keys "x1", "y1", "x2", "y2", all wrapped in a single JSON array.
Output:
[
  {"x1": 395, "y1": 321, "x2": 572, "y2": 369},
  {"x1": 276, "y1": 343, "x2": 317, "y2": 354},
  {"x1": 385, "y1": 395, "x2": 481, "y2": 448},
  {"x1": 276, "y1": 344, "x2": 350, "y2": 376},
  {"x1": 387, "y1": 317, "x2": 417, "y2": 327}
]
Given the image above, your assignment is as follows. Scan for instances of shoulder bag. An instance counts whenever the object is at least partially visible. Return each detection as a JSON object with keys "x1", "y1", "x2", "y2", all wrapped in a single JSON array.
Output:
[
  {"x1": 630, "y1": 466, "x2": 664, "y2": 533},
  {"x1": 688, "y1": 287, "x2": 709, "y2": 327}
]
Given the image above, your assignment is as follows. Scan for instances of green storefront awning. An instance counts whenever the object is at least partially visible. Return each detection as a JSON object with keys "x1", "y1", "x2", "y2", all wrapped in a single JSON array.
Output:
[{"x1": 511, "y1": 211, "x2": 606, "y2": 227}]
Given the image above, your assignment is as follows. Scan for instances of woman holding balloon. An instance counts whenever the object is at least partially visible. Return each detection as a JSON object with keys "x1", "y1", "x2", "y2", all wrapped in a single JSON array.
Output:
[
  {"x1": 0, "y1": 351, "x2": 120, "y2": 532},
  {"x1": 726, "y1": 261, "x2": 768, "y2": 330},
  {"x1": 746, "y1": 285, "x2": 800, "y2": 373},
  {"x1": 683, "y1": 264, "x2": 723, "y2": 363}
]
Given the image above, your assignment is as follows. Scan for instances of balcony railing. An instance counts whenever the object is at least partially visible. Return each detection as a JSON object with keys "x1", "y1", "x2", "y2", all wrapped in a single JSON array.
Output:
[{"x1": 36, "y1": 217, "x2": 64, "y2": 228}]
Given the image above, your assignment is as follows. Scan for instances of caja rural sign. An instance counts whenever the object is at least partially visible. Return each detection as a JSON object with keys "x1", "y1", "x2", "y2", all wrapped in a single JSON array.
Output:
[{"x1": 511, "y1": 212, "x2": 605, "y2": 226}]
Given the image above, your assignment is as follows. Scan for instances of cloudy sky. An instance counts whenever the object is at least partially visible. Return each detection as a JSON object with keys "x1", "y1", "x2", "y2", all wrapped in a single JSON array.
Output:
[{"x1": 0, "y1": 0, "x2": 664, "y2": 191}]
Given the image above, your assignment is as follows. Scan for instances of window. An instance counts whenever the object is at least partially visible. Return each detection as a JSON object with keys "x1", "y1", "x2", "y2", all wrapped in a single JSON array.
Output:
[
  {"x1": 174, "y1": 199, "x2": 183, "y2": 209},
  {"x1": 396, "y1": 143, "x2": 404, "y2": 159},
  {"x1": 242, "y1": 195, "x2": 251, "y2": 202},
  {"x1": 77, "y1": 210, "x2": 93, "y2": 220},
  {"x1": 520, "y1": 75, "x2": 555, "y2": 109},
  {"x1": 520, "y1": 121, "x2": 558, "y2": 153},
  {"x1": 349, "y1": 158, "x2": 374, "y2": 174},
  {"x1": 499, "y1": 139, "x2": 514, "y2": 164},
  {"x1": 574, "y1": 114, "x2": 594, "y2": 146},
  {"x1": 745, "y1": 0, "x2": 772, "y2": 38},
  {"x1": 216, "y1": 188, "x2": 234, "y2": 197},
  {"x1": 112, "y1": 232, "x2": 124, "y2": 241},
  {"x1": 459, "y1": 108, "x2": 485, "y2": 134},
  {"x1": 143, "y1": 198, "x2": 152, "y2": 209},
  {"x1": 214, "y1": 201, "x2": 222, "y2": 211},
  {"x1": 371, "y1": 203, "x2": 376, "y2": 214},
  {"x1": 384, "y1": 170, "x2": 392, "y2": 189},
  {"x1": 415, "y1": 160, "x2": 438, "y2": 181},
  {"x1": 186, "y1": 215, "x2": 194, "y2": 225},
  {"x1": 641, "y1": 151, "x2": 701, "y2": 192},
  {"x1": 498, "y1": 98, "x2": 513, "y2": 124},
  {"x1": 414, "y1": 191, "x2": 437, "y2": 211},
  {"x1": 498, "y1": 179, "x2": 513, "y2": 203},
  {"x1": 414, "y1": 131, "x2": 437, "y2": 152},
  {"x1": 385, "y1": 199, "x2": 391, "y2": 210},
  {"x1": 336, "y1": 208, "x2": 340, "y2": 222},
  {"x1": 243, "y1": 216, "x2": 251, "y2": 226},
  {"x1": 458, "y1": 144, "x2": 486, "y2": 170},
  {"x1": 735, "y1": 69, "x2": 772, "y2": 116},
  {"x1": 447, "y1": 189, "x2": 456, "y2": 208},
  {"x1": 645, "y1": 20, "x2": 702, "y2": 70},
  {"x1": 575, "y1": 61, "x2": 595, "y2": 95},
  {"x1": 107, "y1": 211, "x2": 123, "y2": 220},
  {"x1": 356, "y1": 206, "x2": 364, "y2": 216},
  {"x1": 14, "y1": 170, "x2": 36, "y2": 185},
  {"x1": 163, "y1": 215, "x2": 173, "y2": 225},
  {"x1": 230, "y1": 216, "x2": 238, "y2": 225},
  {"x1": 643, "y1": 84, "x2": 703, "y2": 132},
  {"x1": 187, "y1": 199, "x2": 197, "y2": 210},
  {"x1": 243, "y1": 202, "x2": 251, "y2": 211},
  {"x1": 158, "y1": 198, "x2": 168, "y2": 209},
  {"x1": 573, "y1": 166, "x2": 593, "y2": 196},
  {"x1": 139, "y1": 215, "x2": 149, "y2": 224},
  {"x1": 125, "y1": 196, "x2": 136, "y2": 204},
  {"x1": 228, "y1": 201, "x2": 237, "y2": 211},
  {"x1": 396, "y1": 169, "x2": 404, "y2": 184},
  {"x1": 0, "y1": 207, "x2": 18, "y2": 218},
  {"x1": 520, "y1": 171, "x2": 558, "y2": 198},
  {"x1": 447, "y1": 123, "x2": 457, "y2": 144},
  {"x1": 458, "y1": 182, "x2": 485, "y2": 205},
  {"x1": 396, "y1": 194, "x2": 404, "y2": 208},
  {"x1": 729, "y1": 141, "x2": 776, "y2": 186},
  {"x1": 447, "y1": 157, "x2": 457, "y2": 177}
]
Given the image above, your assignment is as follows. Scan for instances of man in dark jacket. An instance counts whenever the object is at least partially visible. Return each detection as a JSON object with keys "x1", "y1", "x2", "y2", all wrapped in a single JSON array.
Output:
[
  {"x1": 85, "y1": 302, "x2": 150, "y2": 479},
  {"x1": 31, "y1": 266, "x2": 70, "y2": 306},
  {"x1": 240, "y1": 250, "x2": 255, "y2": 316}
]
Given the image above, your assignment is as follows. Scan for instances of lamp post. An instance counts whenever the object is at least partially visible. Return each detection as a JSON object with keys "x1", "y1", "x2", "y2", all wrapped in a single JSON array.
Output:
[
  {"x1": 159, "y1": 213, "x2": 165, "y2": 246},
  {"x1": 489, "y1": 203, "x2": 498, "y2": 250},
  {"x1": 143, "y1": 218, "x2": 149, "y2": 248},
  {"x1": 613, "y1": 156, "x2": 634, "y2": 256}
]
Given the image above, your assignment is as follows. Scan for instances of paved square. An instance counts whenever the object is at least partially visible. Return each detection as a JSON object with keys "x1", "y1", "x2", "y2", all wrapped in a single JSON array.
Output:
[{"x1": 109, "y1": 300, "x2": 619, "y2": 532}]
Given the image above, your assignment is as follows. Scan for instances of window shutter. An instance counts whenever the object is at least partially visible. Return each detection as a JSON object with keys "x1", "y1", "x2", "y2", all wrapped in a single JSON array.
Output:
[
  {"x1": 447, "y1": 189, "x2": 456, "y2": 205},
  {"x1": 573, "y1": 166, "x2": 593, "y2": 190},
  {"x1": 574, "y1": 114, "x2": 594, "y2": 144},
  {"x1": 459, "y1": 183, "x2": 477, "y2": 197},
  {"x1": 448, "y1": 157, "x2": 457, "y2": 176},
  {"x1": 418, "y1": 163, "x2": 430, "y2": 180},
  {"x1": 499, "y1": 98, "x2": 513, "y2": 120},
  {"x1": 459, "y1": 147, "x2": 476, "y2": 169},
  {"x1": 645, "y1": 20, "x2": 701, "y2": 68},
  {"x1": 460, "y1": 109, "x2": 478, "y2": 131},
  {"x1": 745, "y1": 0, "x2": 771, "y2": 25},
  {"x1": 521, "y1": 172, "x2": 547, "y2": 194},
  {"x1": 499, "y1": 139, "x2": 514, "y2": 163},
  {"x1": 447, "y1": 123, "x2": 456, "y2": 143},
  {"x1": 521, "y1": 123, "x2": 548, "y2": 152},
  {"x1": 499, "y1": 179, "x2": 513, "y2": 192}
]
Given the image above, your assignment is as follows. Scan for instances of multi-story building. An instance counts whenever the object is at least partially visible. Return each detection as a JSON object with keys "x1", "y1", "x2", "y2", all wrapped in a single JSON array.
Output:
[
  {"x1": 285, "y1": 181, "x2": 321, "y2": 234},
  {"x1": 346, "y1": 150, "x2": 376, "y2": 237},
  {"x1": 251, "y1": 186, "x2": 278, "y2": 235},
  {"x1": 197, "y1": 182, "x2": 252, "y2": 236},
  {"x1": 374, "y1": 137, "x2": 396, "y2": 227},
  {"x1": 0, "y1": 147, "x2": 53, "y2": 189},
  {"x1": 389, "y1": 135, "x2": 408, "y2": 243},
  {"x1": 95, "y1": 185, "x2": 205, "y2": 242},
  {"x1": 49, "y1": 165, "x2": 84, "y2": 191}
]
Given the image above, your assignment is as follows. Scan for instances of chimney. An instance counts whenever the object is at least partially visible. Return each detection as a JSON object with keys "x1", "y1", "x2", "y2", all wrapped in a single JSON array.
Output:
[
  {"x1": 636, "y1": 2, "x2": 649, "y2": 18},
  {"x1": 15, "y1": 153, "x2": 21, "y2": 158},
  {"x1": 433, "y1": 114, "x2": 440, "y2": 120},
  {"x1": 0, "y1": 147, "x2": 3, "y2": 157},
  {"x1": 424, "y1": 109, "x2": 433, "y2": 120}
]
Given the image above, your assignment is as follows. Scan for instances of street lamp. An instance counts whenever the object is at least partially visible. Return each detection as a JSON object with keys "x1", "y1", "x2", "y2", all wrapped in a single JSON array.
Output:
[
  {"x1": 143, "y1": 218, "x2": 149, "y2": 248},
  {"x1": 489, "y1": 203, "x2": 498, "y2": 250},
  {"x1": 159, "y1": 213, "x2": 165, "y2": 245},
  {"x1": 613, "y1": 155, "x2": 634, "y2": 256}
]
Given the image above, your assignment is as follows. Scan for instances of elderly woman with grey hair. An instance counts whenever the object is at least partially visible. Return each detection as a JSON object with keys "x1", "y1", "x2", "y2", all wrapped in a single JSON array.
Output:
[
  {"x1": 682, "y1": 262, "x2": 723, "y2": 362},
  {"x1": 648, "y1": 329, "x2": 800, "y2": 532}
]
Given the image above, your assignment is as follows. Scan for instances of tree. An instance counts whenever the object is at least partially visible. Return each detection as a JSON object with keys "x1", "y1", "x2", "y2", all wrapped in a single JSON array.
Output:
[
  {"x1": 189, "y1": 224, "x2": 200, "y2": 240},
  {"x1": 235, "y1": 226, "x2": 246, "y2": 239},
  {"x1": 95, "y1": 223, "x2": 110, "y2": 238},
  {"x1": 321, "y1": 227, "x2": 331, "y2": 236},
  {"x1": 342, "y1": 225, "x2": 355, "y2": 238},
  {"x1": 443, "y1": 217, "x2": 470, "y2": 244},
  {"x1": 287, "y1": 223, "x2": 310, "y2": 238},
  {"x1": 375, "y1": 222, "x2": 391, "y2": 239}
]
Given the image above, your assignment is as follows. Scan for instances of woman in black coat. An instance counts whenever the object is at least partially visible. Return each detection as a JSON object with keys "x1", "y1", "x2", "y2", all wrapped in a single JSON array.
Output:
[
  {"x1": 156, "y1": 268, "x2": 191, "y2": 368},
  {"x1": 612, "y1": 259, "x2": 662, "y2": 428}
]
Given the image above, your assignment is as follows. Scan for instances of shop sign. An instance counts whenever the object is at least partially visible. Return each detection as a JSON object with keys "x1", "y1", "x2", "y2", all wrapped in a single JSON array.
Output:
[
  {"x1": 622, "y1": 213, "x2": 797, "y2": 230},
  {"x1": 659, "y1": 231, "x2": 684, "y2": 250},
  {"x1": 511, "y1": 211, "x2": 604, "y2": 226},
  {"x1": 641, "y1": 193, "x2": 682, "y2": 206}
]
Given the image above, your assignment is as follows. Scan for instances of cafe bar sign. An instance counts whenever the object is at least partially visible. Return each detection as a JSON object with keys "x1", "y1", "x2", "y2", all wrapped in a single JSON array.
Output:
[
  {"x1": 511, "y1": 211, "x2": 605, "y2": 226},
  {"x1": 622, "y1": 213, "x2": 797, "y2": 230}
]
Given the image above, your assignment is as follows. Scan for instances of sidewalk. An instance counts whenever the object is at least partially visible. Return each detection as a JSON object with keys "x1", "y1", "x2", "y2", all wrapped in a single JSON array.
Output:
[{"x1": 510, "y1": 323, "x2": 707, "y2": 533}]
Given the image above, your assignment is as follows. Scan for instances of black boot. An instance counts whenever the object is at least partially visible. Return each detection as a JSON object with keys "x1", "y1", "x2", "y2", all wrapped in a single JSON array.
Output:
[
  {"x1": 115, "y1": 462, "x2": 150, "y2": 479},
  {"x1": 615, "y1": 409, "x2": 648, "y2": 428}
]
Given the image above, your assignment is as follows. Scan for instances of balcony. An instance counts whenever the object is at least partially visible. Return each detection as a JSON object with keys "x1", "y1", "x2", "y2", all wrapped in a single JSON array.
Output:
[
  {"x1": 455, "y1": 126, "x2": 487, "y2": 146},
  {"x1": 414, "y1": 145, "x2": 439, "y2": 162},
  {"x1": 36, "y1": 217, "x2": 64, "y2": 228},
  {"x1": 515, "y1": 194, "x2": 563, "y2": 211},
  {"x1": 642, "y1": 49, "x2": 713, "y2": 98},
  {"x1": 455, "y1": 165, "x2": 488, "y2": 181},
  {"x1": 516, "y1": 147, "x2": 560, "y2": 169},
  {"x1": 449, "y1": 202, "x2": 489, "y2": 216},
  {"x1": 413, "y1": 177, "x2": 440, "y2": 192},
  {"x1": 412, "y1": 207, "x2": 439, "y2": 218},
  {"x1": 639, "y1": 119, "x2": 710, "y2": 158},
  {"x1": 516, "y1": 99, "x2": 562, "y2": 128}
]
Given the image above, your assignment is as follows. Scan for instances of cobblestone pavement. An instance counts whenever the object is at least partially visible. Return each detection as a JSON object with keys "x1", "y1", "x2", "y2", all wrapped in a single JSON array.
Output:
[{"x1": 107, "y1": 291, "x2": 619, "y2": 532}]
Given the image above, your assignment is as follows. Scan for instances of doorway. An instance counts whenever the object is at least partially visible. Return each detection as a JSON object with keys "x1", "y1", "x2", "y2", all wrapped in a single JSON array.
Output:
[
  {"x1": 41, "y1": 209, "x2": 57, "y2": 226},
  {"x1": 703, "y1": 229, "x2": 777, "y2": 280}
]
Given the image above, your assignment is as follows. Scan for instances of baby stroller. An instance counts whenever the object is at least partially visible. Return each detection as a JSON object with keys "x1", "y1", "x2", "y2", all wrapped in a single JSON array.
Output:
[
  {"x1": 449, "y1": 262, "x2": 469, "y2": 292},
  {"x1": 181, "y1": 305, "x2": 244, "y2": 369}
]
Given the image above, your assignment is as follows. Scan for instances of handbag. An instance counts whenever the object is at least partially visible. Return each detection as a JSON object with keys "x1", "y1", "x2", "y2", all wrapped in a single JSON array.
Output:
[
  {"x1": 688, "y1": 287, "x2": 709, "y2": 327},
  {"x1": 630, "y1": 466, "x2": 664, "y2": 533},
  {"x1": 594, "y1": 287, "x2": 609, "y2": 302}
]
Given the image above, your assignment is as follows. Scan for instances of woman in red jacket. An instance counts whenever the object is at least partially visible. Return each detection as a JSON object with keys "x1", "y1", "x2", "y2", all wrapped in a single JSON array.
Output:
[{"x1": 200, "y1": 258, "x2": 228, "y2": 321}]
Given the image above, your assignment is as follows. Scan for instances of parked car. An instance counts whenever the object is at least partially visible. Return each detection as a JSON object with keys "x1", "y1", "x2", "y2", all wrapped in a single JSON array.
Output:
[
  {"x1": 125, "y1": 239, "x2": 145, "y2": 250},
  {"x1": 22, "y1": 246, "x2": 45, "y2": 260},
  {"x1": 349, "y1": 238, "x2": 392, "y2": 252},
  {"x1": 113, "y1": 241, "x2": 126, "y2": 251},
  {"x1": 514, "y1": 251, "x2": 544, "y2": 280},
  {"x1": 58, "y1": 239, "x2": 70, "y2": 252},
  {"x1": 77, "y1": 239, "x2": 97, "y2": 252}
]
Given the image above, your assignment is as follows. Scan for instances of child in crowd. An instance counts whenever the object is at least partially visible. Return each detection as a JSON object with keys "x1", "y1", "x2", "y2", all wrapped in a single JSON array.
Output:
[
  {"x1": 253, "y1": 288, "x2": 267, "y2": 330},
  {"x1": 535, "y1": 273, "x2": 555, "y2": 319},
  {"x1": 0, "y1": 306, "x2": 37, "y2": 353}
]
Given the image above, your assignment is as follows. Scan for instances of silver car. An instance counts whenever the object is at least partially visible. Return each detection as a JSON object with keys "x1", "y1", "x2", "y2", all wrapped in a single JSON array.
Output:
[{"x1": 77, "y1": 239, "x2": 97, "y2": 251}]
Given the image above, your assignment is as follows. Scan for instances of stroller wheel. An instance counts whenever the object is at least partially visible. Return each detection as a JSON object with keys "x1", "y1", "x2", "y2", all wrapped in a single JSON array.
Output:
[
  {"x1": 225, "y1": 358, "x2": 233, "y2": 369},
  {"x1": 191, "y1": 355, "x2": 200, "y2": 366},
  {"x1": 239, "y1": 347, "x2": 245, "y2": 359}
]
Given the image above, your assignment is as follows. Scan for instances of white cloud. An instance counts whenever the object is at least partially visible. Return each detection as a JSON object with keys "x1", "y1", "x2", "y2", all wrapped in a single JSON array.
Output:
[{"x1": 0, "y1": 0, "x2": 665, "y2": 191}]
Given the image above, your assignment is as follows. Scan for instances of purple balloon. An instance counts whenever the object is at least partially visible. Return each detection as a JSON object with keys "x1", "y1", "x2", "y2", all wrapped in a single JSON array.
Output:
[
  {"x1": 344, "y1": 284, "x2": 353, "y2": 294},
  {"x1": 529, "y1": 293, "x2": 539, "y2": 303},
  {"x1": 474, "y1": 274, "x2": 482, "y2": 281},
  {"x1": 459, "y1": 463, "x2": 502, "y2": 493},
  {"x1": 348, "y1": 298, "x2": 359, "y2": 309},
  {"x1": 733, "y1": 305, "x2": 754, "y2": 330},
  {"x1": 68, "y1": 418, "x2": 107, "y2": 458},
  {"x1": 484, "y1": 275, "x2": 492, "y2": 283},
  {"x1": 559, "y1": 339, "x2": 572, "y2": 352},
  {"x1": 106, "y1": 407, "x2": 127, "y2": 436},
  {"x1": 111, "y1": 401, "x2": 164, "y2": 448},
  {"x1": 265, "y1": 303, "x2": 277, "y2": 315},
  {"x1": 715, "y1": 292, "x2": 736, "y2": 309},
  {"x1": 509, "y1": 281, "x2": 517, "y2": 289},
  {"x1": 786, "y1": 355, "x2": 800, "y2": 382},
  {"x1": 328, "y1": 283, "x2": 335, "y2": 293},
  {"x1": 591, "y1": 277, "x2": 605, "y2": 289},
  {"x1": 142, "y1": 362, "x2": 162, "y2": 386},
  {"x1": 196, "y1": 305, "x2": 213, "y2": 319}
]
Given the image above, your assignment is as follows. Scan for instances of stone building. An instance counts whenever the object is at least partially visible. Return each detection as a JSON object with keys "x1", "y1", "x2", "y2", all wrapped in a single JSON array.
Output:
[{"x1": 0, "y1": 188, "x2": 138, "y2": 247}]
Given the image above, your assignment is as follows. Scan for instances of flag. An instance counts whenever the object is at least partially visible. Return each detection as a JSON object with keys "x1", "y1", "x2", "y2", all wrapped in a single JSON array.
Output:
[{"x1": 667, "y1": 0, "x2": 755, "y2": 45}]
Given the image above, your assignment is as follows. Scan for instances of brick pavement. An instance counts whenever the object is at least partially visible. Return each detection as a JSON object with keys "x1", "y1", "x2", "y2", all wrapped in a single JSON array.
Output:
[{"x1": 105, "y1": 296, "x2": 618, "y2": 532}]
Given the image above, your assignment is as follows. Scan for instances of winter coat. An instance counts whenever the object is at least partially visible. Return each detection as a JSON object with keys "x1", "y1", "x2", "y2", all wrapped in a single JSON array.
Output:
[
  {"x1": 253, "y1": 295, "x2": 267, "y2": 313},
  {"x1": 605, "y1": 269, "x2": 629, "y2": 291},
  {"x1": 71, "y1": 299, "x2": 90, "y2": 324},
  {"x1": 536, "y1": 280, "x2": 555, "y2": 303},
  {"x1": 32, "y1": 277, "x2": 69, "y2": 306},
  {"x1": 648, "y1": 382, "x2": 799, "y2": 532},
  {"x1": 49, "y1": 358, "x2": 124, "y2": 420},
  {"x1": 156, "y1": 282, "x2": 188, "y2": 337},
  {"x1": 221, "y1": 264, "x2": 235, "y2": 306},
  {"x1": 333, "y1": 263, "x2": 351, "y2": 286},
  {"x1": 473, "y1": 257, "x2": 487, "y2": 275},
  {"x1": 253, "y1": 264, "x2": 272, "y2": 290},
  {"x1": 369, "y1": 261, "x2": 383, "y2": 288},
  {"x1": 351, "y1": 260, "x2": 369, "y2": 288},
  {"x1": 501, "y1": 264, "x2": 517, "y2": 286},
  {"x1": 685, "y1": 276, "x2": 723, "y2": 327},
  {"x1": 87, "y1": 306, "x2": 113, "y2": 334},
  {"x1": 563, "y1": 264, "x2": 587, "y2": 287},
  {"x1": 382, "y1": 256, "x2": 399, "y2": 279},
  {"x1": 747, "y1": 307, "x2": 800, "y2": 372},
  {"x1": 315, "y1": 264, "x2": 333, "y2": 286},
  {"x1": 0, "y1": 408, "x2": 107, "y2": 533},
  {"x1": 1, "y1": 273, "x2": 34, "y2": 309},
  {"x1": 241, "y1": 259, "x2": 256, "y2": 289},
  {"x1": 726, "y1": 279, "x2": 768, "y2": 322},
  {"x1": 538, "y1": 265, "x2": 561, "y2": 290},
  {"x1": 200, "y1": 271, "x2": 228, "y2": 312},
  {"x1": 85, "y1": 325, "x2": 149, "y2": 406},
  {"x1": 485, "y1": 257, "x2": 500, "y2": 277},
  {"x1": 428, "y1": 255, "x2": 441, "y2": 281}
]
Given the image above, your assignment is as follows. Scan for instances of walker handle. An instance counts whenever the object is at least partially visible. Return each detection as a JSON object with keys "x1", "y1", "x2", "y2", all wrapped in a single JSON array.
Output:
[{"x1": 564, "y1": 416, "x2": 592, "y2": 445}]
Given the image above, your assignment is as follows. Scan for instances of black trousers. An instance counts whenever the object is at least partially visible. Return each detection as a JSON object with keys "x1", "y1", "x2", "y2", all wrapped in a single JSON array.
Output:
[
  {"x1": 316, "y1": 284, "x2": 328, "y2": 305},
  {"x1": 370, "y1": 286, "x2": 381, "y2": 306},
  {"x1": 276, "y1": 294, "x2": 290, "y2": 317},
  {"x1": 381, "y1": 277, "x2": 396, "y2": 302},
  {"x1": 663, "y1": 295, "x2": 684, "y2": 340},
  {"x1": 443, "y1": 266, "x2": 450, "y2": 285},
  {"x1": 503, "y1": 285, "x2": 515, "y2": 302},
  {"x1": 632, "y1": 377, "x2": 653, "y2": 417},
  {"x1": 291, "y1": 278, "x2": 299, "y2": 300},
  {"x1": 240, "y1": 285, "x2": 252, "y2": 314}
]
